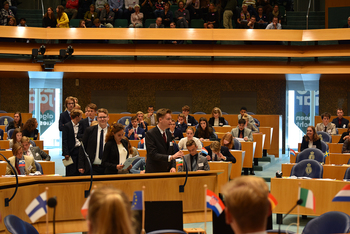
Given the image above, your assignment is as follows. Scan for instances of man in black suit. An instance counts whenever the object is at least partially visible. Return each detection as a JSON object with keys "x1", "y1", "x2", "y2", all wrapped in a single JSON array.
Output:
[
  {"x1": 78, "y1": 108, "x2": 110, "y2": 175},
  {"x1": 167, "y1": 119, "x2": 184, "y2": 141},
  {"x1": 62, "y1": 109, "x2": 83, "y2": 176},
  {"x1": 182, "y1": 105, "x2": 198, "y2": 126},
  {"x1": 149, "y1": 17, "x2": 164, "y2": 28},
  {"x1": 204, "y1": 141, "x2": 236, "y2": 163},
  {"x1": 59, "y1": 96, "x2": 75, "y2": 131},
  {"x1": 145, "y1": 108, "x2": 184, "y2": 173},
  {"x1": 78, "y1": 103, "x2": 97, "y2": 139},
  {"x1": 332, "y1": 108, "x2": 349, "y2": 128}
]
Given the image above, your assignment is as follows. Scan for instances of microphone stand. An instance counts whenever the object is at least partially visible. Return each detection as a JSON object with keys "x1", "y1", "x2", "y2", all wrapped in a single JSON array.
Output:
[
  {"x1": 179, "y1": 156, "x2": 188, "y2": 193},
  {"x1": 81, "y1": 142, "x2": 93, "y2": 198},
  {"x1": 0, "y1": 153, "x2": 18, "y2": 207},
  {"x1": 48, "y1": 197, "x2": 57, "y2": 234},
  {"x1": 278, "y1": 199, "x2": 303, "y2": 234}
]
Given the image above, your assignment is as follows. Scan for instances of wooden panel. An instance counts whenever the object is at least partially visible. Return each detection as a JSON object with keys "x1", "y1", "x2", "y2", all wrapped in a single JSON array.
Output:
[
  {"x1": 260, "y1": 127, "x2": 273, "y2": 150},
  {"x1": 302, "y1": 29, "x2": 350, "y2": 41},
  {"x1": 33, "y1": 140, "x2": 44, "y2": 150},
  {"x1": 253, "y1": 133, "x2": 265, "y2": 159},
  {"x1": 0, "y1": 141, "x2": 9, "y2": 149},
  {"x1": 230, "y1": 150, "x2": 245, "y2": 179},
  {"x1": 325, "y1": 0, "x2": 350, "y2": 28},
  {"x1": 328, "y1": 143, "x2": 343, "y2": 153},
  {"x1": 208, "y1": 162, "x2": 231, "y2": 193},
  {"x1": 0, "y1": 150, "x2": 49, "y2": 159},
  {"x1": 0, "y1": 161, "x2": 54, "y2": 175},
  {"x1": 326, "y1": 153, "x2": 350, "y2": 164},
  {"x1": 241, "y1": 142, "x2": 256, "y2": 168},
  {"x1": 282, "y1": 163, "x2": 348, "y2": 180}
]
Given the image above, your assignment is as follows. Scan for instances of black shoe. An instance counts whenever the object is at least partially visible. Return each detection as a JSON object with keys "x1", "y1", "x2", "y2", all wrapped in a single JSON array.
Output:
[{"x1": 250, "y1": 169, "x2": 255, "y2": 175}]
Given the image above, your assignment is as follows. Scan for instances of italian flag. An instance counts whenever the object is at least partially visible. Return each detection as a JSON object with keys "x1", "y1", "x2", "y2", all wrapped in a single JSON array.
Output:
[{"x1": 299, "y1": 188, "x2": 315, "y2": 213}]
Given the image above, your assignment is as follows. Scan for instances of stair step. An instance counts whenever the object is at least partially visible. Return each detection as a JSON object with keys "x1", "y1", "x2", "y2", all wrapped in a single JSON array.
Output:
[
  {"x1": 17, "y1": 9, "x2": 42, "y2": 14},
  {"x1": 257, "y1": 155, "x2": 277, "y2": 163}
]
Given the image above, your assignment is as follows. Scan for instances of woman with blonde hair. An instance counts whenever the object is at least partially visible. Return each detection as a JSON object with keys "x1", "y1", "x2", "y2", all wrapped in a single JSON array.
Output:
[
  {"x1": 220, "y1": 132, "x2": 235, "y2": 149},
  {"x1": 242, "y1": 113, "x2": 259, "y2": 133},
  {"x1": 209, "y1": 107, "x2": 227, "y2": 127},
  {"x1": 88, "y1": 186, "x2": 134, "y2": 234},
  {"x1": 178, "y1": 127, "x2": 202, "y2": 150}
]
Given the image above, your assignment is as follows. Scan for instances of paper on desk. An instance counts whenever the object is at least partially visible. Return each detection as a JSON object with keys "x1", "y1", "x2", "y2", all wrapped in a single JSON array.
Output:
[
  {"x1": 236, "y1": 138, "x2": 245, "y2": 142},
  {"x1": 62, "y1": 157, "x2": 74, "y2": 167},
  {"x1": 123, "y1": 156, "x2": 139, "y2": 169}
]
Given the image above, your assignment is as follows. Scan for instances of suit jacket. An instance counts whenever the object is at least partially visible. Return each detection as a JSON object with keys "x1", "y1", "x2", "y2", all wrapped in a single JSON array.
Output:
[
  {"x1": 149, "y1": 23, "x2": 164, "y2": 28},
  {"x1": 315, "y1": 122, "x2": 337, "y2": 135},
  {"x1": 238, "y1": 113, "x2": 255, "y2": 126},
  {"x1": 178, "y1": 154, "x2": 210, "y2": 172},
  {"x1": 26, "y1": 146, "x2": 51, "y2": 161},
  {"x1": 78, "y1": 125, "x2": 100, "y2": 174},
  {"x1": 6, "y1": 156, "x2": 36, "y2": 175},
  {"x1": 78, "y1": 117, "x2": 94, "y2": 140},
  {"x1": 145, "y1": 126, "x2": 176, "y2": 173},
  {"x1": 59, "y1": 111, "x2": 71, "y2": 131},
  {"x1": 186, "y1": 115, "x2": 198, "y2": 126},
  {"x1": 204, "y1": 146, "x2": 236, "y2": 163},
  {"x1": 102, "y1": 139, "x2": 129, "y2": 174},
  {"x1": 339, "y1": 132, "x2": 350, "y2": 143},
  {"x1": 332, "y1": 117, "x2": 349, "y2": 128},
  {"x1": 63, "y1": 121, "x2": 79, "y2": 157},
  {"x1": 167, "y1": 128, "x2": 184, "y2": 141},
  {"x1": 125, "y1": 126, "x2": 145, "y2": 140},
  {"x1": 231, "y1": 127, "x2": 253, "y2": 141},
  {"x1": 208, "y1": 117, "x2": 226, "y2": 127},
  {"x1": 175, "y1": 122, "x2": 188, "y2": 132},
  {"x1": 22, "y1": 129, "x2": 39, "y2": 140},
  {"x1": 300, "y1": 137, "x2": 322, "y2": 152}
]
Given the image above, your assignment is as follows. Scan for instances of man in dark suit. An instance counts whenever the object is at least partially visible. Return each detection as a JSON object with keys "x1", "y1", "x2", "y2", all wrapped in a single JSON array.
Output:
[
  {"x1": 167, "y1": 119, "x2": 184, "y2": 141},
  {"x1": 204, "y1": 141, "x2": 236, "y2": 163},
  {"x1": 149, "y1": 17, "x2": 164, "y2": 28},
  {"x1": 62, "y1": 109, "x2": 83, "y2": 176},
  {"x1": 22, "y1": 136, "x2": 51, "y2": 161},
  {"x1": 332, "y1": 108, "x2": 349, "y2": 128},
  {"x1": 145, "y1": 108, "x2": 184, "y2": 173},
  {"x1": 182, "y1": 105, "x2": 198, "y2": 126},
  {"x1": 78, "y1": 103, "x2": 97, "y2": 139},
  {"x1": 178, "y1": 140, "x2": 210, "y2": 172},
  {"x1": 125, "y1": 116, "x2": 146, "y2": 140},
  {"x1": 59, "y1": 96, "x2": 75, "y2": 131},
  {"x1": 78, "y1": 108, "x2": 110, "y2": 175}
]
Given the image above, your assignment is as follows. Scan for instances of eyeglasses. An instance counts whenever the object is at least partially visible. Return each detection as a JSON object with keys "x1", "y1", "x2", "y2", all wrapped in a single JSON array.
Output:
[{"x1": 98, "y1": 116, "x2": 107, "y2": 119}]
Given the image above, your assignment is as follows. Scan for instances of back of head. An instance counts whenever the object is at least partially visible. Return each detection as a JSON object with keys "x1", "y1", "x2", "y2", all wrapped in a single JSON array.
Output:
[
  {"x1": 210, "y1": 141, "x2": 220, "y2": 152},
  {"x1": 222, "y1": 176, "x2": 269, "y2": 233},
  {"x1": 88, "y1": 187, "x2": 134, "y2": 234}
]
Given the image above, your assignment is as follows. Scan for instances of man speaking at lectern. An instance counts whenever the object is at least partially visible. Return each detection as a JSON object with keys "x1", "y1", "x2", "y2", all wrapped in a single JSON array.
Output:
[{"x1": 145, "y1": 108, "x2": 184, "y2": 173}]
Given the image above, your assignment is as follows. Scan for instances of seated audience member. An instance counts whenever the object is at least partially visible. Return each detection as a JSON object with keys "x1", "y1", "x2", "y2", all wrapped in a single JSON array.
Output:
[
  {"x1": 185, "y1": 0, "x2": 202, "y2": 20},
  {"x1": 195, "y1": 117, "x2": 216, "y2": 141},
  {"x1": 209, "y1": 107, "x2": 227, "y2": 127},
  {"x1": 110, "y1": 0, "x2": 123, "y2": 19},
  {"x1": 0, "y1": 1, "x2": 14, "y2": 26},
  {"x1": 238, "y1": 106, "x2": 256, "y2": 126},
  {"x1": 223, "y1": 0, "x2": 237, "y2": 29},
  {"x1": 130, "y1": 157, "x2": 146, "y2": 173},
  {"x1": 43, "y1": 7, "x2": 57, "y2": 28},
  {"x1": 9, "y1": 128, "x2": 22, "y2": 149},
  {"x1": 140, "y1": 0, "x2": 153, "y2": 20},
  {"x1": 56, "y1": 5, "x2": 70, "y2": 28},
  {"x1": 332, "y1": 108, "x2": 349, "y2": 128},
  {"x1": 237, "y1": 4, "x2": 250, "y2": 28},
  {"x1": 268, "y1": 4, "x2": 281, "y2": 23},
  {"x1": 300, "y1": 126, "x2": 322, "y2": 152},
  {"x1": 178, "y1": 127, "x2": 202, "y2": 150},
  {"x1": 154, "y1": 0, "x2": 165, "y2": 18},
  {"x1": 231, "y1": 119, "x2": 253, "y2": 142},
  {"x1": 124, "y1": 0, "x2": 138, "y2": 22},
  {"x1": 342, "y1": 139, "x2": 350, "y2": 153},
  {"x1": 149, "y1": 17, "x2": 164, "y2": 27},
  {"x1": 136, "y1": 111, "x2": 148, "y2": 132},
  {"x1": 199, "y1": 0, "x2": 209, "y2": 15},
  {"x1": 122, "y1": 136, "x2": 139, "y2": 157},
  {"x1": 174, "y1": 1, "x2": 190, "y2": 28},
  {"x1": 87, "y1": 187, "x2": 134, "y2": 234},
  {"x1": 204, "y1": 141, "x2": 236, "y2": 162},
  {"x1": 204, "y1": 3, "x2": 218, "y2": 28},
  {"x1": 6, "y1": 143, "x2": 36, "y2": 175},
  {"x1": 160, "y1": 2, "x2": 173, "y2": 28},
  {"x1": 22, "y1": 118, "x2": 39, "y2": 140},
  {"x1": 344, "y1": 16, "x2": 350, "y2": 28},
  {"x1": 222, "y1": 176, "x2": 270, "y2": 234},
  {"x1": 125, "y1": 116, "x2": 145, "y2": 140},
  {"x1": 95, "y1": 0, "x2": 108, "y2": 13},
  {"x1": 167, "y1": 119, "x2": 184, "y2": 141},
  {"x1": 129, "y1": 5, "x2": 143, "y2": 28},
  {"x1": 22, "y1": 136, "x2": 51, "y2": 161},
  {"x1": 102, "y1": 123, "x2": 132, "y2": 174},
  {"x1": 7, "y1": 16, "x2": 15, "y2": 25},
  {"x1": 145, "y1": 106, "x2": 156, "y2": 126},
  {"x1": 257, "y1": 0, "x2": 272, "y2": 15},
  {"x1": 17, "y1": 18, "x2": 27, "y2": 26},
  {"x1": 164, "y1": 22, "x2": 184, "y2": 44},
  {"x1": 6, "y1": 0, "x2": 17, "y2": 15},
  {"x1": 176, "y1": 113, "x2": 188, "y2": 132},
  {"x1": 84, "y1": 4, "x2": 98, "y2": 27},
  {"x1": 65, "y1": 0, "x2": 79, "y2": 19},
  {"x1": 92, "y1": 18, "x2": 106, "y2": 27},
  {"x1": 315, "y1": 112, "x2": 337, "y2": 135},
  {"x1": 100, "y1": 3, "x2": 114, "y2": 27},
  {"x1": 78, "y1": 0, "x2": 93, "y2": 19},
  {"x1": 178, "y1": 140, "x2": 210, "y2": 172},
  {"x1": 7, "y1": 111, "x2": 23, "y2": 131},
  {"x1": 339, "y1": 124, "x2": 350, "y2": 143},
  {"x1": 78, "y1": 19, "x2": 86, "y2": 27},
  {"x1": 256, "y1": 6, "x2": 267, "y2": 28},
  {"x1": 246, "y1": 15, "x2": 259, "y2": 29},
  {"x1": 242, "y1": 0, "x2": 257, "y2": 17},
  {"x1": 265, "y1": 16, "x2": 281, "y2": 29},
  {"x1": 242, "y1": 113, "x2": 259, "y2": 133},
  {"x1": 221, "y1": 132, "x2": 235, "y2": 149},
  {"x1": 182, "y1": 105, "x2": 198, "y2": 126}
]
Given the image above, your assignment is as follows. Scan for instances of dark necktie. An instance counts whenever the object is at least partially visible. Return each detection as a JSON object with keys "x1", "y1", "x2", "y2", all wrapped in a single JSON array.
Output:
[
  {"x1": 191, "y1": 156, "x2": 197, "y2": 171},
  {"x1": 324, "y1": 126, "x2": 327, "y2": 132},
  {"x1": 214, "y1": 153, "x2": 218, "y2": 161},
  {"x1": 239, "y1": 130, "x2": 243, "y2": 138},
  {"x1": 134, "y1": 128, "x2": 138, "y2": 139},
  {"x1": 99, "y1": 129, "x2": 104, "y2": 159},
  {"x1": 163, "y1": 132, "x2": 167, "y2": 143}
]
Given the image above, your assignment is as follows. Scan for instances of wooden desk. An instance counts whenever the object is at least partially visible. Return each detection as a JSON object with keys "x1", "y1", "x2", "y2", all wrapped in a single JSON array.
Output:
[
  {"x1": 0, "y1": 171, "x2": 220, "y2": 233},
  {"x1": 0, "y1": 150, "x2": 50, "y2": 159},
  {"x1": 253, "y1": 133, "x2": 265, "y2": 159},
  {"x1": 260, "y1": 127, "x2": 273, "y2": 150},
  {"x1": 328, "y1": 143, "x2": 343, "y2": 153},
  {"x1": 241, "y1": 141, "x2": 256, "y2": 168},
  {"x1": 213, "y1": 126, "x2": 233, "y2": 133},
  {"x1": 326, "y1": 153, "x2": 350, "y2": 164},
  {"x1": 338, "y1": 128, "x2": 348, "y2": 135},
  {"x1": 315, "y1": 116, "x2": 350, "y2": 127},
  {"x1": 281, "y1": 163, "x2": 349, "y2": 180},
  {"x1": 271, "y1": 178, "x2": 350, "y2": 217},
  {"x1": 0, "y1": 161, "x2": 55, "y2": 175},
  {"x1": 332, "y1": 135, "x2": 341, "y2": 143},
  {"x1": 208, "y1": 162, "x2": 231, "y2": 193},
  {"x1": 0, "y1": 140, "x2": 44, "y2": 150}
]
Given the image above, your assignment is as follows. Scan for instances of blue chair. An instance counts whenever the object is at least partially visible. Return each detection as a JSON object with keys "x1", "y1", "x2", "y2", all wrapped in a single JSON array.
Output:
[
  {"x1": 344, "y1": 167, "x2": 350, "y2": 179},
  {"x1": 302, "y1": 211, "x2": 350, "y2": 234},
  {"x1": 132, "y1": 157, "x2": 143, "y2": 166},
  {"x1": 233, "y1": 138, "x2": 241, "y2": 150},
  {"x1": 224, "y1": 119, "x2": 229, "y2": 125},
  {"x1": 0, "y1": 110, "x2": 7, "y2": 113},
  {"x1": 193, "y1": 112, "x2": 206, "y2": 114},
  {"x1": 138, "y1": 141, "x2": 144, "y2": 149},
  {"x1": 336, "y1": 128, "x2": 339, "y2": 134},
  {"x1": 317, "y1": 131, "x2": 332, "y2": 143},
  {"x1": 120, "y1": 112, "x2": 131, "y2": 114},
  {"x1": 147, "y1": 230, "x2": 186, "y2": 234},
  {"x1": 7, "y1": 129, "x2": 14, "y2": 139},
  {"x1": 254, "y1": 118, "x2": 260, "y2": 127},
  {"x1": 34, "y1": 161, "x2": 43, "y2": 174},
  {"x1": 4, "y1": 215, "x2": 39, "y2": 234},
  {"x1": 0, "y1": 116, "x2": 13, "y2": 125},
  {"x1": 5, "y1": 124, "x2": 9, "y2": 132},
  {"x1": 213, "y1": 132, "x2": 218, "y2": 140},
  {"x1": 320, "y1": 140, "x2": 329, "y2": 153},
  {"x1": 296, "y1": 148, "x2": 324, "y2": 163},
  {"x1": 172, "y1": 111, "x2": 181, "y2": 114},
  {"x1": 30, "y1": 140, "x2": 36, "y2": 147},
  {"x1": 118, "y1": 116, "x2": 131, "y2": 126},
  {"x1": 222, "y1": 112, "x2": 229, "y2": 115},
  {"x1": 247, "y1": 112, "x2": 255, "y2": 115},
  {"x1": 290, "y1": 159, "x2": 323, "y2": 178}
]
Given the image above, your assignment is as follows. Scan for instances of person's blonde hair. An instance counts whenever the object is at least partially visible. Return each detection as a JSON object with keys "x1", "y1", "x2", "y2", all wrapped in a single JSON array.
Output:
[
  {"x1": 88, "y1": 187, "x2": 134, "y2": 234},
  {"x1": 210, "y1": 141, "x2": 220, "y2": 152},
  {"x1": 221, "y1": 132, "x2": 233, "y2": 149},
  {"x1": 12, "y1": 143, "x2": 23, "y2": 156},
  {"x1": 211, "y1": 107, "x2": 222, "y2": 117},
  {"x1": 222, "y1": 176, "x2": 269, "y2": 233}
]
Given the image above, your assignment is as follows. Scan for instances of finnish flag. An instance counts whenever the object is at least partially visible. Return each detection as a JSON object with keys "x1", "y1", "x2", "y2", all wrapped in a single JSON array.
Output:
[{"x1": 25, "y1": 191, "x2": 47, "y2": 223}]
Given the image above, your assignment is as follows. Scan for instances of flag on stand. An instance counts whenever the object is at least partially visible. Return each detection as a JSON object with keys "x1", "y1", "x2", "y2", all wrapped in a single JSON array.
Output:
[
  {"x1": 25, "y1": 191, "x2": 47, "y2": 223},
  {"x1": 206, "y1": 189, "x2": 225, "y2": 217},
  {"x1": 299, "y1": 188, "x2": 315, "y2": 213},
  {"x1": 268, "y1": 193, "x2": 278, "y2": 210},
  {"x1": 131, "y1": 191, "x2": 143, "y2": 210},
  {"x1": 290, "y1": 149, "x2": 296, "y2": 157},
  {"x1": 201, "y1": 147, "x2": 208, "y2": 156},
  {"x1": 332, "y1": 184, "x2": 350, "y2": 202},
  {"x1": 324, "y1": 150, "x2": 329, "y2": 159}
]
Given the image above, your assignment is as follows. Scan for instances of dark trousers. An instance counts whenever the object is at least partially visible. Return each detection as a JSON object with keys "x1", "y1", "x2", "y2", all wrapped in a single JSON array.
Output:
[
  {"x1": 66, "y1": 147, "x2": 80, "y2": 176},
  {"x1": 92, "y1": 164, "x2": 105, "y2": 175}
]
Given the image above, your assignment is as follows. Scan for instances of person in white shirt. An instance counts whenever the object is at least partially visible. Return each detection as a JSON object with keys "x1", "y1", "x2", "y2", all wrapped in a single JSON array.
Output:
[
  {"x1": 178, "y1": 127, "x2": 202, "y2": 150},
  {"x1": 266, "y1": 16, "x2": 281, "y2": 29}
]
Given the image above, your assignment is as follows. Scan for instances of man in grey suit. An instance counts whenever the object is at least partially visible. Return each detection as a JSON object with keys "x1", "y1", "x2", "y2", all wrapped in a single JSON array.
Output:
[
  {"x1": 149, "y1": 17, "x2": 164, "y2": 28},
  {"x1": 21, "y1": 136, "x2": 51, "y2": 161},
  {"x1": 178, "y1": 140, "x2": 209, "y2": 172},
  {"x1": 231, "y1": 119, "x2": 253, "y2": 142}
]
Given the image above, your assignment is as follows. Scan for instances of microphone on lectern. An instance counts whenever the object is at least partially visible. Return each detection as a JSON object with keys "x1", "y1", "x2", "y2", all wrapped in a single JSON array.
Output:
[
  {"x1": 278, "y1": 199, "x2": 303, "y2": 234},
  {"x1": 48, "y1": 196, "x2": 57, "y2": 234}
]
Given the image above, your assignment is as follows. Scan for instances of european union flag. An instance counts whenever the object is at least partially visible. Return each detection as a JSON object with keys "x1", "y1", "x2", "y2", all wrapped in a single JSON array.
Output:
[{"x1": 131, "y1": 191, "x2": 143, "y2": 210}]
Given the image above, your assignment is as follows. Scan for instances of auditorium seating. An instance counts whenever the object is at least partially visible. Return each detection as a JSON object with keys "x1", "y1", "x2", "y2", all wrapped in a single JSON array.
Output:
[
  {"x1": 4, "y1": 215, "x2": 39, "y2": 234},
  {"x1": 290, "y1": 159, "x2": 323, "y2": 178},
  {"x1": 317, "y1": 131, "x2": 332, "y2": 143},
  {"x1": 233, "y1": 138, "x2": 242, "y2": 150},
  {"x1": 320, "y1": 140, "x2": 329, "y2": 153},
  {"x1": 296, "y1": 148, "x2": 324, "y2": 163},
  {"x1": 302, "y1": 211, "x2": 350, "y2": 234},
  {"x1": 344, "y1": 167, "x2": 350, "y2": 180}
]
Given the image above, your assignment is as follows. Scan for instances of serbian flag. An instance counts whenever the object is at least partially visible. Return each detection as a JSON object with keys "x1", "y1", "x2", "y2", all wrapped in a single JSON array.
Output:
[
  {"x1": 201, "y1": 147, "x2": 208, "y2": 156},
  {"x1": 206, "y1": 189, "x2": 225, "y2": 217},
  {"x1": 299, "y1": 188, "x2": 315, "y2": 213},
  {"x1": 290, "y1": 149, "x2": 296, "y2": 157},
  {"x1": 332, "y1": 184, "x2": 350, "y2": 202},
  {"x1": 268, "y1": 193, "x2": 278, "y2": 210}
]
